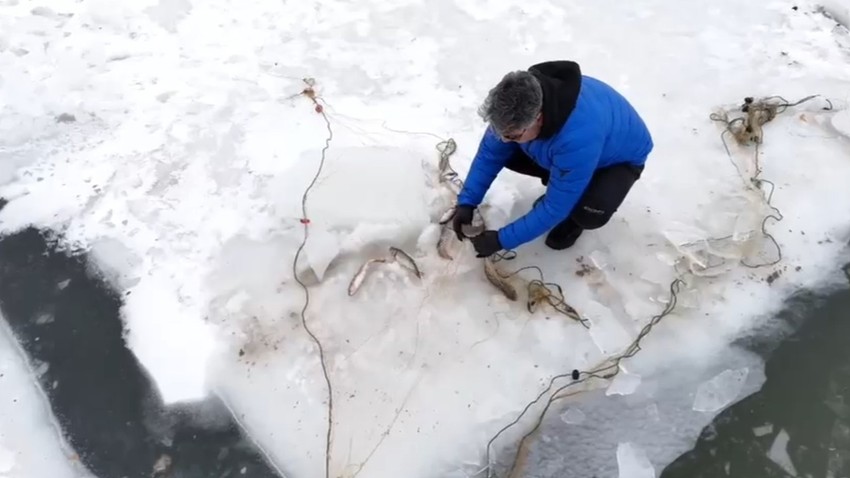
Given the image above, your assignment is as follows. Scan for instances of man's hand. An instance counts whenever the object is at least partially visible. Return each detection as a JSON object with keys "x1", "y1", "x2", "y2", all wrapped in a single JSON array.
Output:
[
  {"x1": 470, "y1": 230, "x2": 502, "y2": 258},
  {"x1": 451, "y1": 205, "x2": 475, "y2": 240}
]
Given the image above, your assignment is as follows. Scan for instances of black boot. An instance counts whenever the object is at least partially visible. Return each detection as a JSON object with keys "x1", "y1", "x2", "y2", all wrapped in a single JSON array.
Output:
[{"x1": 545, "y1": 218, "x2": 584, "y2": 250}]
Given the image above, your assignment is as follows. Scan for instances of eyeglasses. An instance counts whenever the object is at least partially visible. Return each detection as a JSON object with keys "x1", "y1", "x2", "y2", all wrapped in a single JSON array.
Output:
[{"x1": 500, "y1": 127, "x2": 527, "y2": 142}]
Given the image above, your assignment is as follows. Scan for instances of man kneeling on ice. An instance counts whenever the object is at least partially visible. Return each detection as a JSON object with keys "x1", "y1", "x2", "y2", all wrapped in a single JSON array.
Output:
[{"x1": 452, "y1": 60, "x2": 653, "y2": 257}]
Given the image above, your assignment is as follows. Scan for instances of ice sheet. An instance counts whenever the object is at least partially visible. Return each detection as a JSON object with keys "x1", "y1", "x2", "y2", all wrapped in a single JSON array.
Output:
[{"x1": 1, "y1": 0, "x2": 850, "y2": 477}]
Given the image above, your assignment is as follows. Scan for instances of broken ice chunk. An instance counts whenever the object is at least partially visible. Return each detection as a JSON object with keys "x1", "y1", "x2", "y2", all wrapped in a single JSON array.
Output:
[
  {"x1": 584, "y1": 301, "x2": 632, "y2": 355},
  {"x1": 616, "y1": 442, "x2": 655, "y2": 478},
  {"x1": 639, "y1": 265, "x2": 671, "y2": 287},
  {"x1": 692, "y1": 368, "x2": 748, "y2": 412},
  {"x1": 767, "y1": 429, "x2": 798, "y2": 476},
  {"x1": 753, "y1": 423, "x2": 774, "y2": 437},
  {"x1": 606, "y1": 369, "x2": 642, "y2": 396},
  {"x1": 559, "y1": 407, "x2": 586, "y2": 425}
]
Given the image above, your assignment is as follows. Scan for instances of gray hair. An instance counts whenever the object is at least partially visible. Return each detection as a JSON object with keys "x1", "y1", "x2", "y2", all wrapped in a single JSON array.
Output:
[{"x1": 477, "y1": 70, "x2": 543, "y2": 134}]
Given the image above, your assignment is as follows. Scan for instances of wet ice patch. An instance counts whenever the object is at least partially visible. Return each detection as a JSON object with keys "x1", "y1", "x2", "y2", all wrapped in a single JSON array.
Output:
[
  {"x1": 692, "y1": 368, "x2": 749, "y2": 412},
  {"x1": 559, "y1": 408, "x2": 586, "y2": 425},
  {"x1": 646, "y1": 403, "x2": 660, "y2": 422}
]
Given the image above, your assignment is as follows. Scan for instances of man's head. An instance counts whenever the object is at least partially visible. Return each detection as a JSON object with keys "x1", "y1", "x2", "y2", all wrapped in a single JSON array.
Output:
[{"x1": 478, "y1": 70, "x2": 543, "y2": 143}]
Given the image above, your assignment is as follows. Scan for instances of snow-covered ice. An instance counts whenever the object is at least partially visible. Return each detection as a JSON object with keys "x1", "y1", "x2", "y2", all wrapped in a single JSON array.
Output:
[{"x1": 2, "y1": 0, "x2": 850, "y2": 477}]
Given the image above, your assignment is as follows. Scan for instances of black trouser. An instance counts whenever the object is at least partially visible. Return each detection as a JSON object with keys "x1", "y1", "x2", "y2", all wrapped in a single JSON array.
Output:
[{"x1": 504, "y1": 150, "x2": 643, "y2": 231}]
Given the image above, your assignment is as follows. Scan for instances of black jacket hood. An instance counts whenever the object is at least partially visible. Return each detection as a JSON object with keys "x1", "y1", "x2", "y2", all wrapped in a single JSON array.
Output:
[{"x1": 528, "y1": 60, "x2": 582, "y2": 139}]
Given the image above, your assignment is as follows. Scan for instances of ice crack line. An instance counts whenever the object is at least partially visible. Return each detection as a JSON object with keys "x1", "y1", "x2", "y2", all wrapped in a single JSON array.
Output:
[{"x1": 290, "y1": 77, "x2": 335, "y2": 478}]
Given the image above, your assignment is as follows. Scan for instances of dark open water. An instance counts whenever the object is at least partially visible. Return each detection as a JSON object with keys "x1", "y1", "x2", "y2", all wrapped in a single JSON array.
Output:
[
  {"x1": 662, "y1": 284, "x2": 850, "y2": 478},
  {"x1": 0, "y1": 226, "x2": 279, "y2": 478},
  {"x1": 0, "y1": 222, "x2": 847, "y2": 477}
]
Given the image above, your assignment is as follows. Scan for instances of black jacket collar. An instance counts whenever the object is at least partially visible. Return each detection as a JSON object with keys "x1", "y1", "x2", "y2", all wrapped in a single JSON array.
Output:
[{"x1": 528, "y1": 61, "x2": 582, "y2": 139}]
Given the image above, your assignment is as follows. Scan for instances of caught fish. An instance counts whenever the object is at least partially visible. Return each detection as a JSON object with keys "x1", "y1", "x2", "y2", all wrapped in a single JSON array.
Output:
[
  {"x1": 437, "y1": 139, "x2": 465, "y2": 195},
  {"x1": 436, "y1": 204, "x2": 488, "y2": 260},
  {"x1": 437, "y1": 224, "x2": 457, "y2": 260},
  {"x1": 431, "y1": 138, "x2": 584, "y2": 324},
  {"x1": 348, "y1": 247, "x2": 422, "y2": 296},
  {"x1": 436, "y1": 138, "x2": 457, "y2": 178},
  {"x1": 464, "y1": 209, "x2": 486, "y2": 237},
  {"x1": 389, "y1": 246, "x2": 422, "y2": 278},
  {"x1": 441, "y1": 172, "x2": 463, "y2": 196},
  {"x1": 438, "y1": 205, "x2": 456, "y2": 225},
  {"x1": 348, "y1": 258, "x2": 386, "y2": 296},
  {"x1": 483, "y1": 256, "x2": 518, "y2": 301}
]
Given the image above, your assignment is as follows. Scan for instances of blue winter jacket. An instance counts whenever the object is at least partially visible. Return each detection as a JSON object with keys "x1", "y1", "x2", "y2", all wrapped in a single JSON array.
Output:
[{"x1": 457, "y1": 61, "x2": 654, "y2": 250}]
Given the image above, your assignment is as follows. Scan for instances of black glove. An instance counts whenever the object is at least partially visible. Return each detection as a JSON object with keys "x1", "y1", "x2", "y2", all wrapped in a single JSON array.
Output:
[
  {"x1": 470, "y1": 230, "x2": 502, "y2": 258},
  {"x1": 451, "y1": 204, "x2": 475, "y2": 240}
]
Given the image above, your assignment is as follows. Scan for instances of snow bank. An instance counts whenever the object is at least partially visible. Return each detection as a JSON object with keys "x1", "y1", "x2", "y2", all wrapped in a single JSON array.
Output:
[{"x1": 1, "y1": 0, "x2": 850, "y2": 477}]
